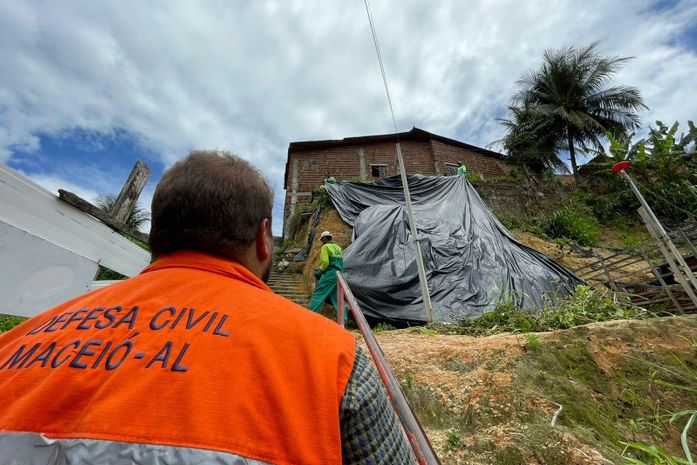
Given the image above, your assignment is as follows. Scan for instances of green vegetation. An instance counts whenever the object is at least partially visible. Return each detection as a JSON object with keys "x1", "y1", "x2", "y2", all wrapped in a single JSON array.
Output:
[
  {"x1": 538, "y1": 202, "x2": 600, "y2": 246},
  {"x1": 399, "y1": 315, "x2": 697, "y2": 464},
  {"x1": 495, "y1": 189, "x2": 658, "y2": 249},
  {"x1": 445, "y1": 429, "x2": 464, "y2": 451},
  {"x1": 499, "y1": 41, "x2": 646, "y2": 182},
  {"x1": 0, "y1": 314, "x2": 26, "y2": 333},
  {"x1": 373, "y1": 323, "x2": 397, "y2": 333},
  {"x1": 95, "y1": 194, "x2": 150, "y2": 231},
  {"x1": 582, "y1": 121, "x2": 697, "y2": 226},
  {"x1": 274, "y1": 236, "x2": 296, "y2": 261},
  {"x1": 523, "y1": 333, "x2": 541, "y2": 351},
  {"x1": 618, "y1": 345, "x2": 697, "y2": 464},
  {"x1": 432, "y1": 285, "x2": 650, "y2": 336},
  {"x1": 95, "y1": 267, "x2": 127, "y2": 281},
  {"x1": 466, "y1": 172, "x2": 484, "y2": 182}
]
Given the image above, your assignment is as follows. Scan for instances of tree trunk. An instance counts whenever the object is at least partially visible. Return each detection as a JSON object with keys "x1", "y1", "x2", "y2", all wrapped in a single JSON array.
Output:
[{"x1": 567, "y1": 128, "x2": 579, "y2": 185}]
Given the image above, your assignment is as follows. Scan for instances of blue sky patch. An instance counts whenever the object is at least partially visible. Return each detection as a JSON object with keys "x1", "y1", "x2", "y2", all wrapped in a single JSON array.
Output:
[{"x1": 8, "y1": 128, "x2": 164, "y2": 203}]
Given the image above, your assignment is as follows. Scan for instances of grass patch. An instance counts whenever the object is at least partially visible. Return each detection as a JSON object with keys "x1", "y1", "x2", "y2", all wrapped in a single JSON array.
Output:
[
  {"x1": 539, "y1": 203, "x2": 600, "y2": 246},
  {"x1": 399, "y1": 315, "x2": 697, "y2": 464},
  {"x1": 495, "y1": 446, "x2": 526, "y2": 465},
  {"x1": 440, "y1": 286, "x2": 650, "y2": 336},
  {"x1": 523, "y1": 333, "x2": 541, "y2": 351},
  {"x1": 402, "y1": 382, "x2": 454, "y2": 429},
  {"x1": 373, "y1": 323, "x2": 397, "y2": 333},
  {"x1": 0, "y1": 314, "x2": 26, "y2": 333},
  {"x1": 533, "y1": 337, "x2": 621, "y2": 443},
  {"x1": 445, "y1": 428, "x2": 465, "y2": 451}
]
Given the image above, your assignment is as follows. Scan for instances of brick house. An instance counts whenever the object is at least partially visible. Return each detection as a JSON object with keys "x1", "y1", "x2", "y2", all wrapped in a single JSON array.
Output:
[{"x1": 283, "y1": 127, "x2": 509, "y2": 235}]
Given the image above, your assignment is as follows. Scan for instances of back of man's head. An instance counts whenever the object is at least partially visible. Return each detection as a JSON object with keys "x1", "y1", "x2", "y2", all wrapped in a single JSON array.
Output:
[{"x1": 149, "y1": 150, "x2": 273, "y2": 259}]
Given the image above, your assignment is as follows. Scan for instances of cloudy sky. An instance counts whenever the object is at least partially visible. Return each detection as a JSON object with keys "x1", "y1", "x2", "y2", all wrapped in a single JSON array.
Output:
[{"x1": 1, "y1": 0, "x2": 696, "y2": 234}]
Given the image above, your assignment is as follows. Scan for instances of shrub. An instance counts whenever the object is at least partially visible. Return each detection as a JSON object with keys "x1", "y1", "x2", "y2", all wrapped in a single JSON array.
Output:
[
  {"x1": 538, "y1": 285, "x2": 644, "y2": 328},
  {"x1": 539, "y1": 203, "x2": 600, "y2": 246},
  {"x1": 445, "y1": 429, "x2": 464, "y2": 451},
  {"x1": 466, "y1": 172, "x2": 484, "y2": 182},
  {"x1": 454, "y1": 286, "x2": 648, "y2": 336},
  {"x1": 524, "y1": 333, "x2": 541, "y2": 351},
  {"x1": 0, "y1": 315, "x2": 26, "y2": 333}
]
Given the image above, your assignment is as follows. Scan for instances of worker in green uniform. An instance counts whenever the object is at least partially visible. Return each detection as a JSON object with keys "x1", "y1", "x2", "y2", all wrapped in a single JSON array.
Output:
[
  {"x1": 457, "y1": 160, "x2": 467, "y2": 176},
  {"x1": 310, "y1": 230, "x2": 347, "y2": 321}
]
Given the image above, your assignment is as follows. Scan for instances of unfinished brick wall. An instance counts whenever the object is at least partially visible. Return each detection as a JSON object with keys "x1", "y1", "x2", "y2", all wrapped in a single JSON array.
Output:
[
  {"x1": 431, "y1": 140, "x2": 510, "y2": 178},
  {"x1": 283, "y1": 141, "x2": 435, "y2": 227},
  {"x1": 283, "y1": 137, "x2": 510, "y2": 235}
]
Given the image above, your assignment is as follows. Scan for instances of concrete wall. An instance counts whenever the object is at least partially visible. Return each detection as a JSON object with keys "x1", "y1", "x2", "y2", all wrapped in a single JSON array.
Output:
[
  {"x1": 0, "y1": 163, "x2": 151, "y2": 317},
  {"x1": 0, "y1": 222, "x2": 99, "y2": 317},
  {"x1": 472, "y1": 182, "x2": 528, "y2": 219}
]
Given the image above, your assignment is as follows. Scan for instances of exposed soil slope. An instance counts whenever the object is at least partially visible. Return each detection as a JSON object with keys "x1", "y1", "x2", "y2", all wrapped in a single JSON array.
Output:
[{"x1": 366, "y1": 316, "x2": 697, "y2": 464}]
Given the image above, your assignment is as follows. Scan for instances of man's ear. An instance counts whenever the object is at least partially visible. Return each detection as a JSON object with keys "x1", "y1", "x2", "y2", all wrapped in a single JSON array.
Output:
[{"x1": 255, "y1": 218, "x2": 272, "y2": 262}]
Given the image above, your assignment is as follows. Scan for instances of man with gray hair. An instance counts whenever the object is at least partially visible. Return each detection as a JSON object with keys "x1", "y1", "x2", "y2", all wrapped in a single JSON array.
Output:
[{"x1": 0, "y1": 151, "x2": 416, "y2": 464}]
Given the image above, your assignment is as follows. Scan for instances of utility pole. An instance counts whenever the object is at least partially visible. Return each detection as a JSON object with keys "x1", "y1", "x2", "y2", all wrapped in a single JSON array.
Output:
[
  {"x1": 396, "y1": 142, "x2": 433, "y2": 323},
  {"x1": 361, "y1": 0, "x2": 433, "y2": 323},
  {"x1": 112, "y1": 160, "x2": 151, "y2": 225}
]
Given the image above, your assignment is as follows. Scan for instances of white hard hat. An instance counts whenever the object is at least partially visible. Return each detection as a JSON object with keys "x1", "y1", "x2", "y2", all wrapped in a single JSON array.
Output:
[{"x1": 320, "y1": 230, "x2": 332, "y2": 240}]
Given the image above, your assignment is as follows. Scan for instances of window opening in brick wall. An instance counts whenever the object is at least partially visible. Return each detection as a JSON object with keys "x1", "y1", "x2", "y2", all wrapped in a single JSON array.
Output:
[
  {"x1": 445, "y1": 163, "x2": 458, "y2": 175},
  {"x1": 300, "y1": 160, "x2": 320, "y2": 172},
  {"x1": 371, "y1": 164, "x2": 387, "y2": 178}
]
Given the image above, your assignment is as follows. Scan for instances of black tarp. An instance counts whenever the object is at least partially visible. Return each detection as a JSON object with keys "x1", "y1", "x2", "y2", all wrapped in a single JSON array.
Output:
[{"x1": 324, "y1": 175, "x2": 584, "y2": 324}]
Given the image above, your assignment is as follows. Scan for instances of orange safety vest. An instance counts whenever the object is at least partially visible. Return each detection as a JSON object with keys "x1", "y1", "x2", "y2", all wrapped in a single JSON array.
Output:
[{"x1": 0, "y1": 251, "x2": 356, "y2": 465}]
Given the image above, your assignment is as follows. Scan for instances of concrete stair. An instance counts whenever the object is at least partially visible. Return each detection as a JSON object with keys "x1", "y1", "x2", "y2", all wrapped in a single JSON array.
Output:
[{"x1": 268, "y1": 263, "x2": 309, "y2": 308}]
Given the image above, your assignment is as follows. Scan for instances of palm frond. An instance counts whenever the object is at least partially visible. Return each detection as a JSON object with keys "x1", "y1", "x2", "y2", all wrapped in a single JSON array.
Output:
[
  {"x1": 96, "y1": 194, "x2": 150, "y2": 231},
  {"x1": 498, "y1": 41, "x2": 646, "y2": 179}
]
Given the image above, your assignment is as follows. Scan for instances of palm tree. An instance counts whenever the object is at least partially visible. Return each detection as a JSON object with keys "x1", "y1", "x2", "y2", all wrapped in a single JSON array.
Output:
[
  {"x1": 511, "y1": 42, "x2": 647, "y2": 183},
  {"x1": 497, "y1": 104, "x2": 566, "y2": 173},
  {"x1": 96, "y1": 194, "x2": 150, "y2": 231}
]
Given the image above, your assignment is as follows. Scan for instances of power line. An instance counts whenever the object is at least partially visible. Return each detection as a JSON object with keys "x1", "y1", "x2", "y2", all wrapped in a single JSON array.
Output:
[
  {"x1": 362, "y1": 0, "x2": 433, "y2": 323},
  {"x1": 363, "y1": 0, "x2": 398, "y2": 135}
]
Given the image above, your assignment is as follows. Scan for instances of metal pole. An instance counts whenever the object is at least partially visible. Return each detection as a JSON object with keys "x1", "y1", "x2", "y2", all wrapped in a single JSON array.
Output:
[
  {"x1": 638, "y1": 245, "x2": 684, "y2": 314},
  {"x1": 638, "y1": 207, "x2": 697, "y2": 310},
  {"x1": 395, "y1": 142, "x2": 434, "y2": 323},
  {"x1": 337, "y1": 272, "x2": 441, "y2": 465},
  {"x1": 337, "y1": 284, "x2": 345, "y2": 328},
  {"x1": 620, "y1": 170, "x2": 697, "y2": 293}
]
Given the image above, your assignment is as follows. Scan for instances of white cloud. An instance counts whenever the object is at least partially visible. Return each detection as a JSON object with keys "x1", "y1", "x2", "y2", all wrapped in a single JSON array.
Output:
[
  {"x1": 18, "y1": 171, "x2": 101, "y2": 205},
  {"x1": 1, "y1": 0, "x2": 697, "y2": 235}
]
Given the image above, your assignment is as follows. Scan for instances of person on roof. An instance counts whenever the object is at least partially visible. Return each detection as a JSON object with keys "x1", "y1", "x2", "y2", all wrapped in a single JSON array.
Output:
[
  {"x1": 0, "y1": 151, "x2": 416, "y2": 465},
  {"x1": 310, "y1": 230, "x2": 347, "y2": 321},
  {"x1": 457, "y1": 160, "x2": 467, "y2": 176}
]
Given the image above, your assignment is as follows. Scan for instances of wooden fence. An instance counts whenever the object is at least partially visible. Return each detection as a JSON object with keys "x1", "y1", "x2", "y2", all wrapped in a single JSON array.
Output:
[{"x1": 572, "y1": 223, "x2": 697, "y2": 314}]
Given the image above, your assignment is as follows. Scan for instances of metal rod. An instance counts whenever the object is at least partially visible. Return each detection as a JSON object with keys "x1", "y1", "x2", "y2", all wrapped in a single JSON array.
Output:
[
  {"x1": 638, "y1": 207, "x2": 697, "y2": 310},
  {"x1": 581, "y1": 255, "x2": 646, "y2": 278},
  {"x1": 678, "y1": 228, "x2": 697, "y2": 259},
  {"x1": 600, "y1": 257, "x2": 619, "y2": 291},
  {"x1": 337, "y1": 284, "x2": 345, "y2": 327},
  {"x1": 395, "y1": 142, "x2": 433, "y2": 323},
  {"x1": 336, "y1": 271, "x2": 441, "y2": 465},
  {"x1": 621, "y1": 170, "x2": 697, "y2": 293},
  {"x1": 573, "y1": 249, "x2": 643, "y2": 273}
]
